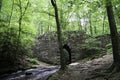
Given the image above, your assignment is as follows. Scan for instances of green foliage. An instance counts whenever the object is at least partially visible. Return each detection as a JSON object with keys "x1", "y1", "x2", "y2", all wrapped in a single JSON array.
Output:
[
  {"x1": 80, "y1": 37, "x2": 103, "y2": 57},
  {"x1": 81, "y1": 37, "x2": 102, "y2": 51},
  {"x1": 105, "y1": 43, "x2": 112, "y2": 54},
  {"x1": 26, "y1": 57, "x2": 39, "y2": 64},
  {"x1": 0, "y1": 0, "x2": 120, "y2": 72},
  {"x1": 0, "y1": 0, "x2": 36, "y2": 67},
  {"x1": 0, "y1": 20, "x2": 35, "y2": 67},
  {"x1": 106, "y1": 48, "x2": 112, "y2": 54}
]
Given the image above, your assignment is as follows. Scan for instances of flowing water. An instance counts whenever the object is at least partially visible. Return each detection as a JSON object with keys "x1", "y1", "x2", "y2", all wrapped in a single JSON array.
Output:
[{"x1": 0, "y1": 66, "x2": 59, "y2": 80}]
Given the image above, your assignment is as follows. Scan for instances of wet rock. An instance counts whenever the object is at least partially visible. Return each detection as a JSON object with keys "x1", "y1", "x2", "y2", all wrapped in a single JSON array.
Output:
[{"x1": 25, "y1": 72, "x2": 33, "y2": 75}]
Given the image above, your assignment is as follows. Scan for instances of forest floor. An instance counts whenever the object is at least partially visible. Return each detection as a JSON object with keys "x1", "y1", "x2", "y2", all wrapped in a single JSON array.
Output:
[{"x1": 48, "y1": 54, "x2": 120, "y2": 80}]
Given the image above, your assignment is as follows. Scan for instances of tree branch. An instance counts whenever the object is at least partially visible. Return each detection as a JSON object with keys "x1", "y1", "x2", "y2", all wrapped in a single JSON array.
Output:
[
  {"x1": 22, "y1": 0, "x2": 29, "y2": 16},
  {"x1": 41, "y1": 11, "x2": 55, "y2": 17},
  {"x1": 51, "y1": 0, "x2": 56, "y2": 7}
]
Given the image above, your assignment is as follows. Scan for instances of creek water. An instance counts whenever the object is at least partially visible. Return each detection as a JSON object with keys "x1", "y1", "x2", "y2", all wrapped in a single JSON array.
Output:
[{"x1": 0, "y1": 66, "x2": 59, "y2": 80}]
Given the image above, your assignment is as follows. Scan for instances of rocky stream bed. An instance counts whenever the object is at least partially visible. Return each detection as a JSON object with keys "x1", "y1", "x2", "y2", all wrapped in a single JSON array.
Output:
[
  {"x1": 0, "y1": 66, "x2": 59, "y2": 80},
  {"x1": 1, "y1": 55, "x2": 120, "y2": 80}
]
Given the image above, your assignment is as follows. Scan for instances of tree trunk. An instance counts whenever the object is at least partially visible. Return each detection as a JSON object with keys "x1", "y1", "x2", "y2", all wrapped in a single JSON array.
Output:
[
  {"x1": 18, "y1": 0, "x2": 29, "y2": 38},
  {"x1": 51, "y1": 0, "x2": 66, "y2": 70},
  {"x1": 102, "y1": 11, "x2": 106, "y2": 34},
  {"x1": 0, "y1": 0, "x2": 2, "y2": 11},
  {"x1": 89, "y1": 10, "x2": 93, "y2": 36},
  {"x1": 9, "y1": 0, "x2": 14, "y2": 27},
  {"x1": 106, "y1": 0, "x2": 120, "y2": 72},
  {"x1": 76, "y1": 13, "x2": 82, "y2": 30},
  {"x1": 18, "y1": 0, "x2": 22, "y2": 38},
  {"x1": 94, "y1": 26, "x2": 97, "y2": 34}
]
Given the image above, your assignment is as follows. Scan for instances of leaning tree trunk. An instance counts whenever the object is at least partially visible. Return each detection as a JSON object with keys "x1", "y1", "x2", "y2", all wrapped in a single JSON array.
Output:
[
  {"x1": 51, "y1": 0, "x2": 66, "y2": 70},
  {"x1": 106, "y1": 0, "x2": 120, "y2": 72}
]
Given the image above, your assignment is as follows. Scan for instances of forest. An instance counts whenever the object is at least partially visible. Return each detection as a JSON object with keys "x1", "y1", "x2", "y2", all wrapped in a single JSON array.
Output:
[{"x1": 0, "y1": 0, "x2": 120, "y2": 80}]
